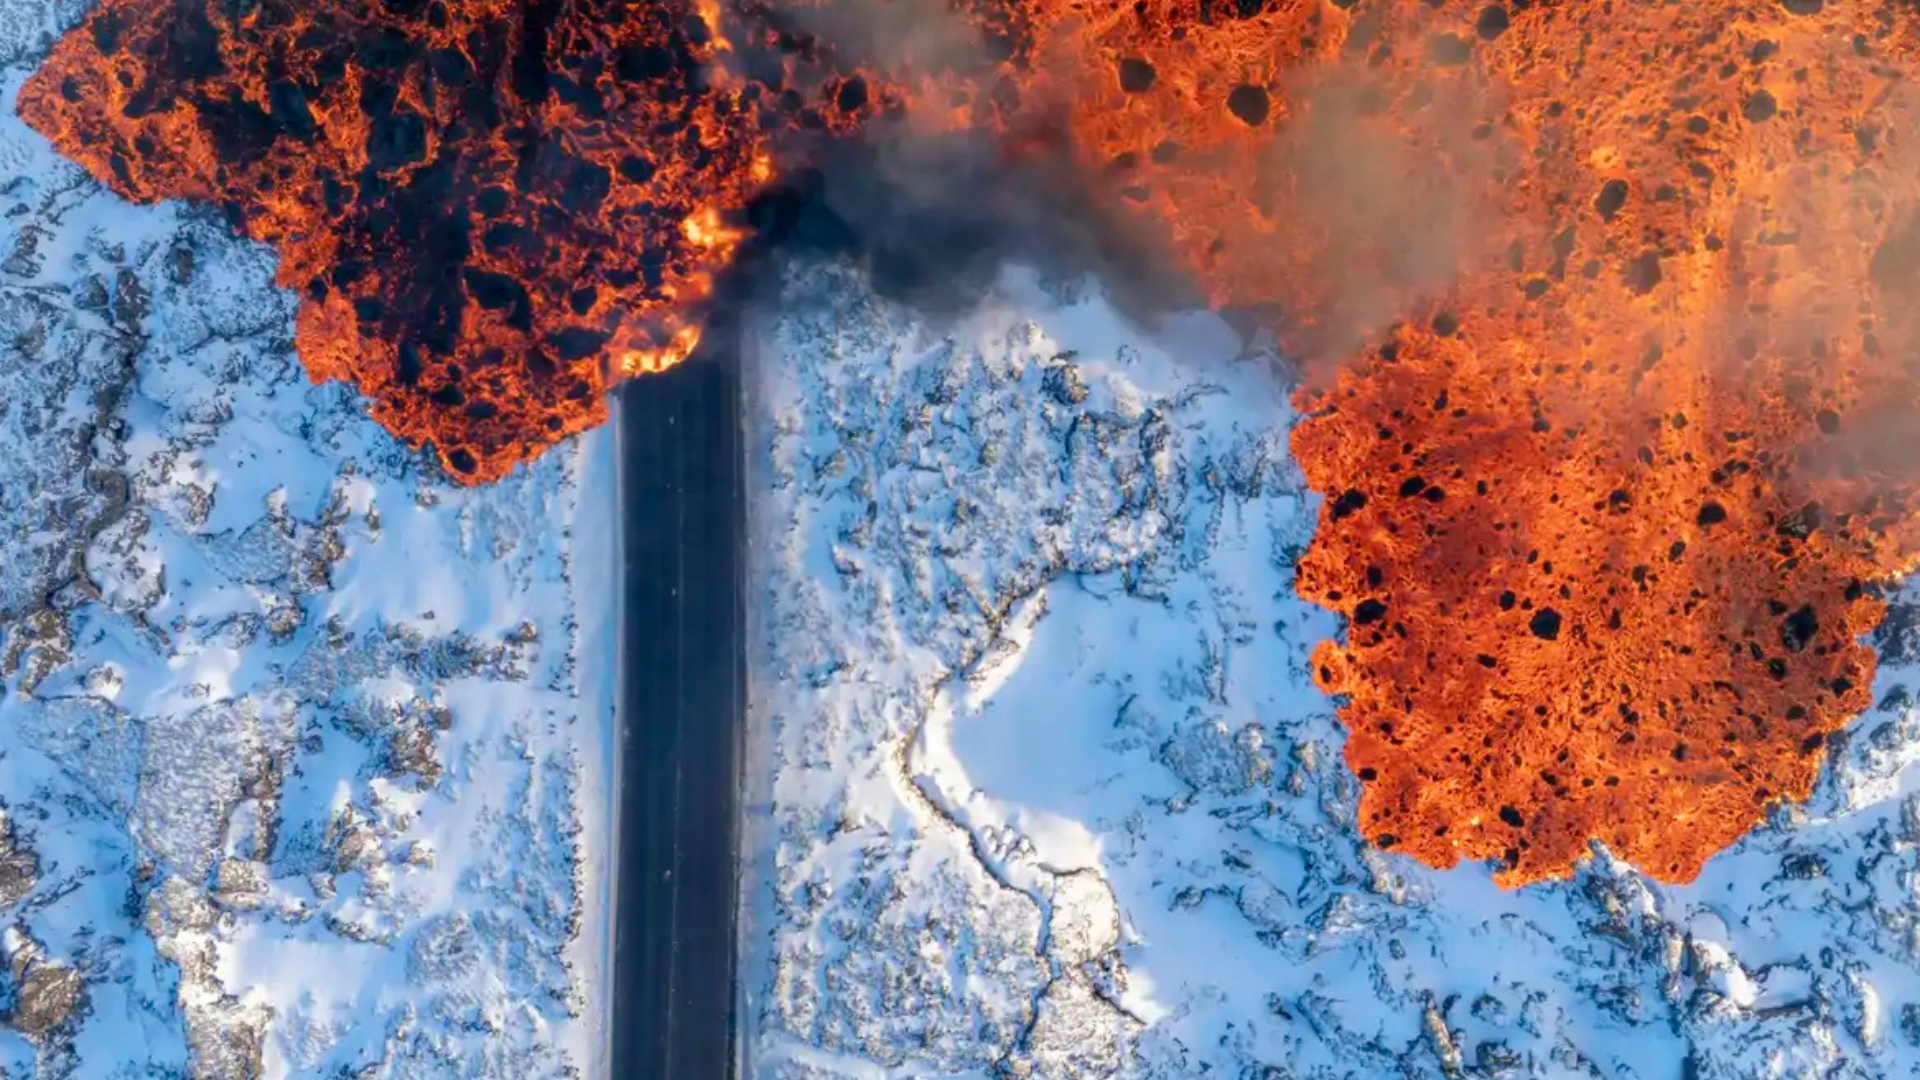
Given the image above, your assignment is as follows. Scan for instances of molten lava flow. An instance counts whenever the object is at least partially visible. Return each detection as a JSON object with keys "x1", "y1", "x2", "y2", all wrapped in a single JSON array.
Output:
[
  {"x1": 21, "y1": 0, "x2": 770, "y2": 481},
  {"x1": 1283, "y1": 0, "x2": 1920, "y2": 886},
  {"x1": 29, "y1": 0, "x2": 1920, "y2": 883}
]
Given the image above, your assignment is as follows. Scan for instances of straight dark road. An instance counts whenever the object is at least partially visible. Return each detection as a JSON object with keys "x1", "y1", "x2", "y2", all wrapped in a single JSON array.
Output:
[{"x1": 611, "y1": 346, "x2": 746, "y2": 1080}]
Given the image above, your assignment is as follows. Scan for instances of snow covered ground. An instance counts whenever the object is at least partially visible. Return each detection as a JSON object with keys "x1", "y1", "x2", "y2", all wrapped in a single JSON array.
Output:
[
  {"x1": 0, "y1": 12, "x2": 614, "y2": 1078},
  {"x1": 743, "y1": 259, "x2": 1920, "y2": 1080}
]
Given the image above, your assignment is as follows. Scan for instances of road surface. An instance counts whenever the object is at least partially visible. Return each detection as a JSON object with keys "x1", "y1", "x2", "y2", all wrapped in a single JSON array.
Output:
[{"x1": 611, "y1": 345, "x2": 746, "y2": 1080}]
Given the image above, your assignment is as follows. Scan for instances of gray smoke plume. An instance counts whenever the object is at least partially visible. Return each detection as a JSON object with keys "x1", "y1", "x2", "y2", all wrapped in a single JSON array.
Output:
[{"x1": 727, "y1": 0, "x2": 1203, "y2": 325}]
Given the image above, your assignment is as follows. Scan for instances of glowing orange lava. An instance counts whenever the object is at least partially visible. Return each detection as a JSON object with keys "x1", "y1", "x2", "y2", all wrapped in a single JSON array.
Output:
[
  {"x1": 1281, "y1": 0, "x2": 1920, "y2": 886},
  {"x1": 21, "y1": 0, "x2": 770, "y2": 481}
]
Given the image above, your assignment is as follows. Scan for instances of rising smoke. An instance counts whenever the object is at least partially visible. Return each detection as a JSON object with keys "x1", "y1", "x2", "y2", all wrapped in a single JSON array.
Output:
[
  {"x1": 728, "y1": 0, "x2": 1205, "y2": 324},
  {"x1": 1243, "y1": 55, "x2": 1509, "y2": 380},
  {"x1": 728, "y1": 0, "x2": 1505, "y2": 353}
]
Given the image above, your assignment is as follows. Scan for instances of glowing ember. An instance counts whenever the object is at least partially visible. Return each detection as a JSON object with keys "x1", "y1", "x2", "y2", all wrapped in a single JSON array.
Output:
[{"x1": 27, "y1": 0, "x2": 1920, "y2": 883}]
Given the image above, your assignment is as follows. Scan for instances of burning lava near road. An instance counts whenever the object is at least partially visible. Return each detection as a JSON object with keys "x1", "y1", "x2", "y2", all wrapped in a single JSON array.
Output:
[
  {"x1": 22, "y1": 0, "x2": 771, "y2": 483},
  {"x1": 22, "y1": 0, "x2": 1920, "y2": 885}
]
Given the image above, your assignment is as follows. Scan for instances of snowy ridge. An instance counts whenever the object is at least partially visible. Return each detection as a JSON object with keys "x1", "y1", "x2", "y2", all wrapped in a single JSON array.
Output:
[
  {"x1": 0, "y1": 16, "x2": 612, "y2": 1078},
  {"x1": 746, "y1": 259, "x2": 1920, "y2": 1079}
]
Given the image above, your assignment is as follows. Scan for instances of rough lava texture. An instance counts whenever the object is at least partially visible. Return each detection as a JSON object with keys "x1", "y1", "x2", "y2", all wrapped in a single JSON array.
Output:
[
  {"x1": 1281, "y1": 0, "x2": 1920, "y2": 886},
  {"x1": 19, "y1": 0, "x2": 763, "y2": 482}
]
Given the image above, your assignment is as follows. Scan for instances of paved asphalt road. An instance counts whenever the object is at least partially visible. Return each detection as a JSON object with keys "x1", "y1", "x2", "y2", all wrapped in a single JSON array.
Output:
[{"x1": 611, "y1": 348, "x2": 746, "y2": 1080}]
